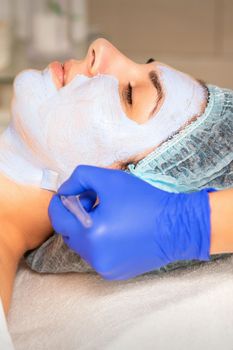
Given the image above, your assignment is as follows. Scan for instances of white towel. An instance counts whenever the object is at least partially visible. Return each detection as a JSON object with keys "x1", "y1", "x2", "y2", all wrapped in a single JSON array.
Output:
[
  {"x1": 0, "y1": 297, "x2": 15, "y2": 350},
  {"x1": 8, "y1": 255, "x2": 233, "y2": 350}
]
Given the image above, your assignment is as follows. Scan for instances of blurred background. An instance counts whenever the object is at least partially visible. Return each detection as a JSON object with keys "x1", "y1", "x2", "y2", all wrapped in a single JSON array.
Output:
[{"x1": 0, "y1": 0, "x2": 232, "y2": 132}]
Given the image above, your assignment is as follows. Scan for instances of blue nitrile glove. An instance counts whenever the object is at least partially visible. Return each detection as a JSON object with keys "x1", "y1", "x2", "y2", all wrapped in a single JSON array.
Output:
[{"x1": 48, "y1": 165, "x2": 212, "y2": 280}]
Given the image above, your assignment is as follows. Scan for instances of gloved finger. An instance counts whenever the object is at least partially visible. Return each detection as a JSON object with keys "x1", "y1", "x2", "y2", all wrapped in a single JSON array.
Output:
[
  {"x1": 49, "y1": 195, "x2": 94, "y2": 261},
  {"x1": 48, "y1": 194, "x2": 88, "y2": 240},
  {"x1": 79, "y1": 190, "x2": 97, "y2": 212},
  {"x1": 57, "y1": 165, "x2": 116, "y2": 198}
]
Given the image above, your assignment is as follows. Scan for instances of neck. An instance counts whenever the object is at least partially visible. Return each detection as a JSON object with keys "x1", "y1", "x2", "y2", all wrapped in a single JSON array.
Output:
[
  {"x1": 0, "y1": 165, "x2": 53, "y2": 259},
  {"x1": 0, "y1": 128, "x2": 54, "y2": 316}
]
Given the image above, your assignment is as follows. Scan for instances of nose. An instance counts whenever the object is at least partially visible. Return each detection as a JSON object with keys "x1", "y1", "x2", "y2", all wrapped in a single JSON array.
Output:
[
  {"x1": 59, "y1": 38, "x2": 132, "y2": 87},
  {"x1": 86, "y1": 38, "x2": 126, "y2": 77}
]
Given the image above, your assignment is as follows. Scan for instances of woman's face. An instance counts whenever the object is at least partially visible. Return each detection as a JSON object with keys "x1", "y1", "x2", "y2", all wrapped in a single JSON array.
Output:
[
  {"x1": 11, "y1": 38, "x2": 206, "y2": 186},
  {"x1": 50, "y1": 38, "x2": 163, "y2": 125}
]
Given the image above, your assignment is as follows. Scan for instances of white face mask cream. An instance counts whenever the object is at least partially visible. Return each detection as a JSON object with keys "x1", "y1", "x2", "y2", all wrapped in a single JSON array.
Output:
[{"x1": 0, "y1": 63, "x2": 206, "y2": 190}]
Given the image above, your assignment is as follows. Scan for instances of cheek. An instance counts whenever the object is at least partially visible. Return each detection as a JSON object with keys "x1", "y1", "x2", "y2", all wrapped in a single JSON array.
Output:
[
  {"x1": 13, "y1": 113, "x2": 36, "y2": 149},
  {"x1": 132, "y1": 86, "x2": 155, "y2": 124},
  {"x1": 41, "y1": 106, "x2": 90, "y2": 152},
  {"x1": 12, "y1": 98, "x2": 43, "y2": 151}
]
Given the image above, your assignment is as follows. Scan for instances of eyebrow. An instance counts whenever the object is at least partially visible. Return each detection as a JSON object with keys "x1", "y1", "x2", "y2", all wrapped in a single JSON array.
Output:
[{"x1": 148, "y1": 70, "x2": 164, "y2": 118}]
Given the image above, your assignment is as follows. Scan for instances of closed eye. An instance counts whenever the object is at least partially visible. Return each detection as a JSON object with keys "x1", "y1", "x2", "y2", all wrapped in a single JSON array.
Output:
[
  {"x1": 122, "y1": 57, "x2": 157, "y2": 111},
  {"x1": 126, "y1": 83, "x2": 132, "y2": 105},
  {"x1": 123, "y1": 82, "x2": 133, "y2": 106}
]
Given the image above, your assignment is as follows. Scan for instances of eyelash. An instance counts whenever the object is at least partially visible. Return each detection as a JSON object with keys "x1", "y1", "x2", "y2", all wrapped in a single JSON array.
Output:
[{"x1": 126, "y1": 83, "x2": 133, "y2": 105}]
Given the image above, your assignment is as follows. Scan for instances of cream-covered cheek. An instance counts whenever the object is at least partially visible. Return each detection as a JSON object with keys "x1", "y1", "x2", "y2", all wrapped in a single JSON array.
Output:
[{"x1": 0, "y1": 66, "x2": 206, "y2": 190}]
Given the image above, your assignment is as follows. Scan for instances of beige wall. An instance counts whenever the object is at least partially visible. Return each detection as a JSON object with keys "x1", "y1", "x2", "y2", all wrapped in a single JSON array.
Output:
[
  {"x1": 0, "y1": 0, "x2": 232, "y2": 132},
  {"x1": 88, "y1": 0, "x2": 233, "y2": 89}
]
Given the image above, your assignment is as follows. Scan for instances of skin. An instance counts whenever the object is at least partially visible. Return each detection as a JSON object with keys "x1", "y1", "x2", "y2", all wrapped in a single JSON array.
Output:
[
  {"x1": 0, "y1": 38, "x2": 232, "y2": 318},
  {"x1": 0, "y1": 171, "x2": 53, "y2": 316},
  {"x1": 209, "y1": 190, "x2": 233, "y2": 254}
]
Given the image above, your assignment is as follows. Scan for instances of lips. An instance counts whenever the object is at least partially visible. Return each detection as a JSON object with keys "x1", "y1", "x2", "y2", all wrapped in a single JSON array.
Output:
[
  {"x1": 49, "y1": 61, "x2": 65, "y2": 88},
  {"x1": 49, "y1": 55, "x2": 93, "y2": 88}
]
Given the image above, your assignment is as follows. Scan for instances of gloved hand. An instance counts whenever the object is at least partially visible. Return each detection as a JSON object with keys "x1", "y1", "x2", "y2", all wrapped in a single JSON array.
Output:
[{"x1": 48, "y1": 165, "x2": 212, "y2": 280}]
